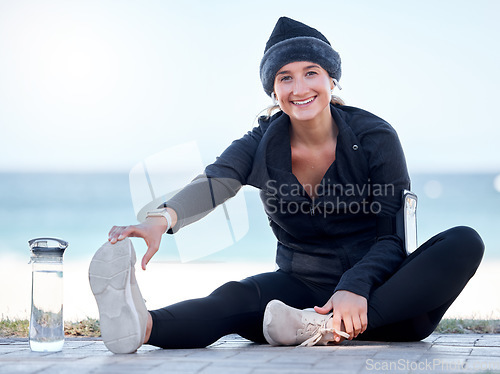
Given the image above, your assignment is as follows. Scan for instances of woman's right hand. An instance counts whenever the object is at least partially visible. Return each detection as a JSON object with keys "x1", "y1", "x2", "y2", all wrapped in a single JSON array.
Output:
[{"x1": 108, "y1": 214, "x2": 173, "y2": 271}]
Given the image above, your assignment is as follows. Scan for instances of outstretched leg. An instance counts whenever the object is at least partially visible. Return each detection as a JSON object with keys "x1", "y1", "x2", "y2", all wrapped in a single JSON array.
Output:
[{"x1": 147, "y1": 271, "x2": 332, "y2": 349}]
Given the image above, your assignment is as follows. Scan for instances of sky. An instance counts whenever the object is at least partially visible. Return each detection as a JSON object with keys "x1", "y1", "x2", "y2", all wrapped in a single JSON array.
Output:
[{"x1": 0, "y1": 0, "x2": 499, "y2": 174}]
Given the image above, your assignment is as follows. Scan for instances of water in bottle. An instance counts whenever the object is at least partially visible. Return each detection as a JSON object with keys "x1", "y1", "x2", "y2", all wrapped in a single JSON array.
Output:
[{"x1": 29, "y1": 237, "x2": 68, "y2": 352}]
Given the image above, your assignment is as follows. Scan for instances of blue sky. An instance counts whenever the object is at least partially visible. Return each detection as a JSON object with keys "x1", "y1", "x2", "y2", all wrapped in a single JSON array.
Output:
[{"x1": 0, "y1": 0, "x2": 499, "y2": 173}]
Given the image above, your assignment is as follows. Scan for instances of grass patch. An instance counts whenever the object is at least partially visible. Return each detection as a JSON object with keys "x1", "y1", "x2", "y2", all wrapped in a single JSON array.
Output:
[
  {"x1": 64, "y1": 318, "x2": 101, "y2": 337},
  {"x1": 435, "y1": 318, "x2": 500, "y2": 334},
  {"x1": 0, "y1": 319, "x2": 29, "y2": 337},
  {"x1": 0, "y1": 318, "x2": 101, "y2": 338}
]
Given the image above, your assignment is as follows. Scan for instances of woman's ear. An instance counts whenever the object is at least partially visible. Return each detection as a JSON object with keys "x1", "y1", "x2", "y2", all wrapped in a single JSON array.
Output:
[{"x1": 271, "y1": 92, "x2": 278, "y2": 105}]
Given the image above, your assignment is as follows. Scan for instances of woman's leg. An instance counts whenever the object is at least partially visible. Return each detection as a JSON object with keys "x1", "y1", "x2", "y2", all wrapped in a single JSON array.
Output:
[
  {"x1": 360, "y1": 226, "x2": 484, "y2": 341},
  {"x1": 146, "y1": 270, "x2": 331, "y2": 349}
]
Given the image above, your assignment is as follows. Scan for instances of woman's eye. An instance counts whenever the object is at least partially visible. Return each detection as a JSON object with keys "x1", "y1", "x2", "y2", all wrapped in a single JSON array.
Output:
[
  {"x1": 306, "y1": 71, "x2": 318, "y2": 76},
  {"x1": 280, "y1": 75, "x2": 292, "y2": 82}
]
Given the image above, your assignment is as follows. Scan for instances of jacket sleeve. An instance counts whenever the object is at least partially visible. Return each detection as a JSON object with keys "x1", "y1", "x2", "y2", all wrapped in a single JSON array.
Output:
[
  {"x1": 163, "y1": 121, "x2": 267, "y2": 233},
  {"x1": 334, "y1": 123, "x2": 410, "y2": 300}
]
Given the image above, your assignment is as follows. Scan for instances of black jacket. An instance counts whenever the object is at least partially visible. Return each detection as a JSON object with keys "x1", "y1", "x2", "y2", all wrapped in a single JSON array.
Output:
[{"x1": 168, "y1": 103, "x2": 411, "y2": 300}]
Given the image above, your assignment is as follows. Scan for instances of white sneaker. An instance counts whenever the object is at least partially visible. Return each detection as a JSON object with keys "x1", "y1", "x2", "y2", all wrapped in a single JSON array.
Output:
[
  {"x1": 89, "y1": 239, "x2": 148, "y2": 354},
  {"x1": 263, "y1": 299, "x2": 350, "y2": 347}
]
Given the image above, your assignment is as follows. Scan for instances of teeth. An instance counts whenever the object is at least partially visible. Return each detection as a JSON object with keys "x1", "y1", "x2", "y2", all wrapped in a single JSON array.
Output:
[{"x1": 293, "y1": 97, "x2": 314, "y2": 105}]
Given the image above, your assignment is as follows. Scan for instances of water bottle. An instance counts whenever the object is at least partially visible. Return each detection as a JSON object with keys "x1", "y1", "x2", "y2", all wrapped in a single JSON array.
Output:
[{"x1": 28, "y1": 237, "x2": 68, "y2": 352}]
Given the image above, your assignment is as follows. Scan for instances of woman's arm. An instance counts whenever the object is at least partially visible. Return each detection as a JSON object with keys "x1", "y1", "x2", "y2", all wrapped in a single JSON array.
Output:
[
  {"x1": 334, "y1": 123, "x2": 410, "y2": 299},
  {"x1": 107, "y1": 119, "x2": 269, "y2": 268},
  {"x1": 108, "y1": 208, "x2": 178, "y2": 270},
  {"x1": 315, "y1": 120, "x2": 410, "y2": 339}
]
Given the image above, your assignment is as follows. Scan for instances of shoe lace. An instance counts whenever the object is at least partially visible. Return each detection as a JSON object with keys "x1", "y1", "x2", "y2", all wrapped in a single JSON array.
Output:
[{"x1": 299, "y1": 314, "x2": 349, "y2": 347}]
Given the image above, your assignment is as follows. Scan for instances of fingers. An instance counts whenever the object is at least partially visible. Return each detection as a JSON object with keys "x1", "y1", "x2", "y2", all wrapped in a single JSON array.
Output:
[
  {"x1": 108, "y1": 225, "x2": 140, "y2": 243},
  {"x1": 331, "y1": 313, "x2": 344, "y2": 342},
  {"x1": 327, "y1": 290, "x2": 368, "y2": 341},
  {"x1": 360, "y1": 312, "x2": 368, "y2": 334},
  {"x1": 351, "y1": 315, "x2": 363, "y2": 338},
  {"x1": 314, "y1": 298, "x2": 333, "y2": 315},
  {"x1": 107, "y1": 221, "x2": 165, "y2": 271},
  {"x1": 337, "y1": 310, "x2": 367, "y2": 340},
  {"x1": 141, "y1": 243, "x2": 159, "y2": 271}
]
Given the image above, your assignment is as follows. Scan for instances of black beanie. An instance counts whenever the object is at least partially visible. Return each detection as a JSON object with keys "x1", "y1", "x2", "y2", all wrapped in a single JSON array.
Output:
[{"x1": 260, "y1": 17, "x2": 341, "y2": 97}]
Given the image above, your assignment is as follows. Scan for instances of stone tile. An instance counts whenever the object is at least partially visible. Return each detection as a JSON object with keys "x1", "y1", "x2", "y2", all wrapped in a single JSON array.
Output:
[
  {"x1": 182, "y1": 349, "x2": 240, "y2": 361},
  {"x1": 432, "y1": 334, "x2": 480, "y2": 346},
  {"x1": 149, "y1": 360, "x2": 208, "y2": 372},
  {"x1": 199, "y1": 364, "x2": 254, "y2": 374},
  {"x1": 268, "y1": 352, "x2": 323, "y2": 364},
  {"x1": 0, "y1": 347, "x2": 31, "y2": 356},
  {"x1": 77, "y1": 355, "x2": 124, "y2": 365},
  {"x1": 37, "y1": 364, "x2": 102, "y2": 374},
  {"x1": 140, "y1": 348, "x2": 193, "y2": 358},
  {"x1": 252, "y1": 368, "x2": 320, "y2": 374},
  {"x1": 221, "y1": 352, "x2": 275, "y2": 364},
  {"x1": 1, "y1": 349, "x2": 50, "y2": 358},
  {"x1": 314, "y1": 357, "x2": 366, "y2": 371},
  {"x1": 474, "y1": 337, "x2": 500, "y2": 347},
  {"x1": 465, "y1": 357, "x2": 500, "y2": 372},
  {"x1": 0, "y1": 362, "x2": 53, "y2": 373},
  {"x1": 470, "y1": 346, "x2": 500, "y2": 356},
  {"x1": 427, "y1": 345, "x2": 473, "y2": 355},
  {"x1": 251, "y1": 361, "x2": 315, "y2": 372},
  {"x1": 332, "y1": 347, "x2": 381, "y2": 356},
  {"x1": 371, "y1": 350, "x2": 423, "y2": 361},
  {"x1": 386, "y1": 341, "x2": 432, "y2": 350}
]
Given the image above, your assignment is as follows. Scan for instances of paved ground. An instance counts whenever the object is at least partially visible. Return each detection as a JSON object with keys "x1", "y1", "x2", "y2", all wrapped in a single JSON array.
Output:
[{"x1": 1, "y1": 334, "x2": 500, "y2": 374}]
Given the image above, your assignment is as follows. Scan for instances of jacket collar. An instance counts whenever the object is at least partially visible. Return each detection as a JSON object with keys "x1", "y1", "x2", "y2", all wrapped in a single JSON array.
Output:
[{"x1": 248, "y1": 104, "x2": 365, "y2": 200}]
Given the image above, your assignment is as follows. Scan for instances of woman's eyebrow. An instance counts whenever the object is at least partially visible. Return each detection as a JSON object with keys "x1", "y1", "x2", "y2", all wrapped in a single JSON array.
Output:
[{"x1": 277, "y1": 65, "x2": 321, "y2": 75}]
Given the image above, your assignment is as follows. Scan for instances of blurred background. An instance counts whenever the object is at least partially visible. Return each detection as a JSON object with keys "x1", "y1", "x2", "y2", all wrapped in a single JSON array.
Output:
[{"x1": 0, "y1": 0, "x2": 499, "y2": 320}]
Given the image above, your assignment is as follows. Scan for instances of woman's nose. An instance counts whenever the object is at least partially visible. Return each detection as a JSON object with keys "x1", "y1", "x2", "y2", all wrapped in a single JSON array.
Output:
[{"x1": 292, "y1": 78, "x2": 307, "y2": 95}]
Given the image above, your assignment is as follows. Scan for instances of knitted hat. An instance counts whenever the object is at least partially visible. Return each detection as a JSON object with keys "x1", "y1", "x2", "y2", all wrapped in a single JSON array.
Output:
[{"x1": 260, "y1": 17, "x2": 341, "y2": 97}]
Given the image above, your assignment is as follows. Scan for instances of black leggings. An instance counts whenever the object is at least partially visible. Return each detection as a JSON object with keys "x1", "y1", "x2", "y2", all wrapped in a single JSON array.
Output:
[{"x1": 148, "y1": 226, "x2": 484, "y2": 348}]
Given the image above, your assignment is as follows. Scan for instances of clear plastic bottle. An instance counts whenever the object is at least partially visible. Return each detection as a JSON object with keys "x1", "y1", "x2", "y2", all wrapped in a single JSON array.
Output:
[{"x1": 29, "y1": 237, "x2": 68, "y2": 352}]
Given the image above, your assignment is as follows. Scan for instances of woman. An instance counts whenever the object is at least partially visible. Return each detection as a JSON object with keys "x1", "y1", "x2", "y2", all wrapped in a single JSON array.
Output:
[{"x1": 89, "y1": 17, "x2": 484, "y2": 353}]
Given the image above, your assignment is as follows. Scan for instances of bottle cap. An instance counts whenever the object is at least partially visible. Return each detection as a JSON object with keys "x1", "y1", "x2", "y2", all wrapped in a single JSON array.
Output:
[{"x1": 29, "y1": 237, "x2": 68, "y2": 256}]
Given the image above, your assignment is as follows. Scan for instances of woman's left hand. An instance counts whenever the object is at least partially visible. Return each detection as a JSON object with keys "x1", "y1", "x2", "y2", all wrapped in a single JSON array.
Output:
[{"x1": 314, "y1": 290, "x2": 368, "y2": 341}]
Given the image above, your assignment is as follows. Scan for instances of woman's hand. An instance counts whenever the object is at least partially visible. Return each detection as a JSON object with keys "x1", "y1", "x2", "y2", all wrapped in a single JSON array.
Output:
[
  {"x1": 108, "y1": 208, "x2": 177, "y2": 270},
  {"x1": 314, "y1": 290, "x2": 368, "y2": 341}
]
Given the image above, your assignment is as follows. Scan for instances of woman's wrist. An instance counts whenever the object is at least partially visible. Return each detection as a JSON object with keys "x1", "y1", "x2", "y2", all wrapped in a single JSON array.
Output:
[
  {"x1": 165, "y1": 207, "x2": 178, "y2": 230},
  {"x1": 146, "y1": 207, "x2": 178, "y2": 233},
  {"x1": 145, "y1": 216, "x2": 169, "y2": 233}
]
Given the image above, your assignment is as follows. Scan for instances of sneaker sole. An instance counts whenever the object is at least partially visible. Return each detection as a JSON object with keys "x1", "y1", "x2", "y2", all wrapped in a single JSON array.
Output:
[
  {"x1": 89, "y1": 239, "x2": 144, "y2": 353},
  {"x1": 263, "y1": 300, "x2": 281, "y2": 346}
]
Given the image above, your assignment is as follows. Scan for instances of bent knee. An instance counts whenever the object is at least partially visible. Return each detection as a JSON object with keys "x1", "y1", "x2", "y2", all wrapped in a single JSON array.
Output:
[
  {"x1": 443, "y1": 226, "x2": 484, "y2": 266},
  {"x1": 449, "y1": 226, "x2": 484, "y2": 254}
]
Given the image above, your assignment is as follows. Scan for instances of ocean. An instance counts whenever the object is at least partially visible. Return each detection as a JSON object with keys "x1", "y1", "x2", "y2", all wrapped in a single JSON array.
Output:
[{"x1": 0, "y1": 172, "x2": 499, "y2": 264}]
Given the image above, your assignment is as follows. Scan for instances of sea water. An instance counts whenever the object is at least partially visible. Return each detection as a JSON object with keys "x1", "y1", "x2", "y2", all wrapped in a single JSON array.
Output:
[{"x1": 0, "y1": 172, "x2": 499, "y2": 262}]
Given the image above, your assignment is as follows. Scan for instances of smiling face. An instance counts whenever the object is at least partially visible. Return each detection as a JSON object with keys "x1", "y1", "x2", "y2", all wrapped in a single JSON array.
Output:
[{"x1": 273, "y1": 61, "x2": 334, "y2": 124}]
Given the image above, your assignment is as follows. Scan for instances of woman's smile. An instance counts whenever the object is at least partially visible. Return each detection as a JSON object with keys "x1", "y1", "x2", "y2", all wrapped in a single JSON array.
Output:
[{"x1": 291, "y1": 96, "x2": 316, "y2": 106}]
